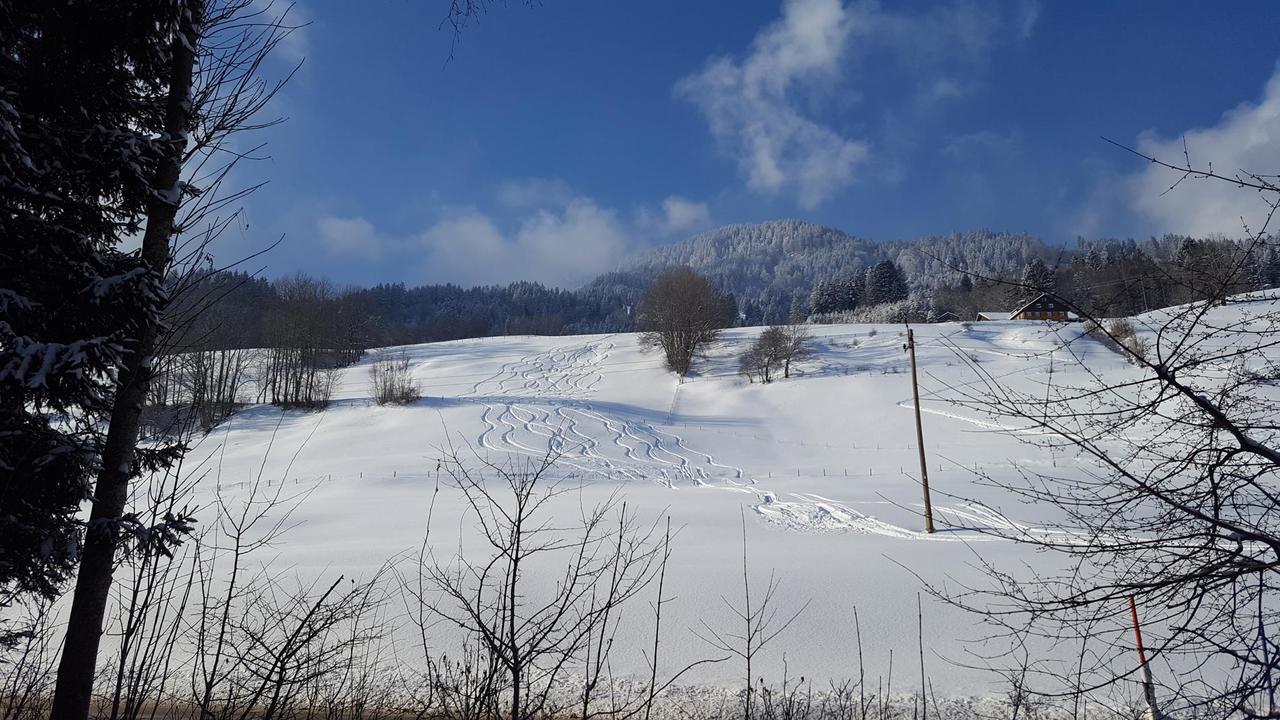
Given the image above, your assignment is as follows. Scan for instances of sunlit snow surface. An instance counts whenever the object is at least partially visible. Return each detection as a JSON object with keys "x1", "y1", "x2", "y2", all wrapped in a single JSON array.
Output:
[{"x1": 178, "y1": 312, "x2": 1197, "y2": 693}]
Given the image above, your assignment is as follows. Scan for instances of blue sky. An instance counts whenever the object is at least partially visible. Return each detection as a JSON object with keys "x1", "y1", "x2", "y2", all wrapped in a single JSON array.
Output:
[{"x1": 231, "y1": 0, "x2": 1280, "y2": 288}]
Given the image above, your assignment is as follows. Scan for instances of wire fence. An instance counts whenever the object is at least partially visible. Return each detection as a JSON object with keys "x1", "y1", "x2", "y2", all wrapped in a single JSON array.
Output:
[{"x1": 209, "y1": 452, "x2": 1076, "y2": 494}]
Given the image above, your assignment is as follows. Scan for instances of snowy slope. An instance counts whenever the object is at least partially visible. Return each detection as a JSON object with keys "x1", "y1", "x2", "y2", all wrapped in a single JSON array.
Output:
[{"x1": 181, "y1": 317, "x2": 1140, "y2": 694}]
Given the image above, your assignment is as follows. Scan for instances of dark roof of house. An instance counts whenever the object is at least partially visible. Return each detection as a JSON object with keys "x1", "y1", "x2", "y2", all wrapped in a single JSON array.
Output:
[{"x1": 1010, "y1": 293, "x2": 1069, "y2": 317}]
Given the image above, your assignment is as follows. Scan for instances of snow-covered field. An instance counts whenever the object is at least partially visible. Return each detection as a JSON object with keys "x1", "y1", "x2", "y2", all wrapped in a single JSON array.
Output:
[{"x1": 180, "y1": 317, "x2": 1139, "y2": 695}]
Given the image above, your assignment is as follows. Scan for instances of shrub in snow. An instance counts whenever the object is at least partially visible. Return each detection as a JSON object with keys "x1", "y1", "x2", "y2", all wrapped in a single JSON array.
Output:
[
  {"x1": 371, "y1": 351, "x2": 419, "y2": 405},
  {"x1": 1086, "y1": 317, "x2": 1149, "y2": 363}
]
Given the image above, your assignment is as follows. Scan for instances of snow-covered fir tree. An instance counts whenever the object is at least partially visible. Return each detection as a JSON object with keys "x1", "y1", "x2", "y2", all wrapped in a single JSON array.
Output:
[
  {"x1": 0, "y1": 1, "x2": 176, "y2": 616},
  {"x1": 861, "y1": 260, "x2": 910, "y2": 307}
]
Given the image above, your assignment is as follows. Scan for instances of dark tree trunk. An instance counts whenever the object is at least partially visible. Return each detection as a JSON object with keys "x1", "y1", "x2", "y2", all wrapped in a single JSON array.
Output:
[{"x1": 49, "y1": 4, "x2": 202, "y2": 718}]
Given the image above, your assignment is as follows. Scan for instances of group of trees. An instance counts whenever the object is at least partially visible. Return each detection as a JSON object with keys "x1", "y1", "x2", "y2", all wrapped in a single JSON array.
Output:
[
  {"x1": 140, "y1": 271, "x2": 373, "y2": 428},
  {"x1": 631, "y1": 220, "x2": 1280, "y2": 326},
  {"x1": 636, "y1": 269, "x2": 817, "y2": 384},
  {"x1": 808, "y1": 260, "x2": 910, "y2": 316},
  {"x1": 930, "y1": 235, "x2": 1280, "y2": 321},
  {"x1": 739, "y1": 325, "x2": 813, "y2": 384},
  {"x1": 626, "y1": 221, "x2": 1050, "y2": 324},
  {"x1": 138, "y1": 231, "x2": 1280, "y2": 385},
  {"x1": 168, "y1": 272, "x2": 643, "y2": 350},
  {"x1": 256, "y1": 274, "x2": 364, "y2": 407}
]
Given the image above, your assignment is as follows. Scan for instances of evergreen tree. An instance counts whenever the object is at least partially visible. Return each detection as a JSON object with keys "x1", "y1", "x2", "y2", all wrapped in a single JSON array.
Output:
[
  {"x1": 0, "y1": 0, "x2": 175, "y2": 619},
  {"x1": 808, "y1": 279, "x2": 841, "y2": 314},
  {"x1": 1014, "y1": 258, "x2": 1056, "y2": 303},
  {"x1": 832, "y1": 270, "x2": 863, "y2": 311},
  {"x1": 808, "y1": 270, "x2": 862, "y2": 315},
  {"x1": 1262, "y1": 246, "x2": 1280, "y2": 288},
  {"x1": 861, "y1": 261, "x2": 909, "y2": 306}
]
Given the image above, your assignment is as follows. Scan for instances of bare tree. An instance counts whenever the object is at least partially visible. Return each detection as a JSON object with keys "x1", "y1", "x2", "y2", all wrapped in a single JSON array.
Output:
[
  {"x1": 638, "y1": 268, "x2": 733, "y2": 376},
  {"x1": 0, "y1": 600, "x2": 57, "y2": 720},
  {"x1": 929, "y1": 141, "x2": 1280, "y2": 716},
  {"x1": 739, "y1": 341, "x2": 774, "y2": 384},
  {"x1": 81, "y1": 421, "x2": 392, "y2": 720},
  {"x1": 410, "y1": 446, "x2": 664, "y2": 720},
  {"x1": 260, "y1": 274, "x2": 349, "y2": 409},
  {"x1": 776, "y1": 324, "x2": 814, "y2": 380},
  {"x1": 740, "y1": 325, "x2": 815, "y2": 385},
  {"x1": 696, "y1": 509, "x2": 809, "y2": 719}
]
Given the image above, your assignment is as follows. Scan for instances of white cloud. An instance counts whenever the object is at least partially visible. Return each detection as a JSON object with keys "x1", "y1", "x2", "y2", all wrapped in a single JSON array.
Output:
[
  {"x1": 1016, "y1": 1, "x2": 1041, "y2": 41},
  {"x1": 676, "y1": 0, "x2": 1039, "y2": 209},
  {"x1": 1126, "y1": 65, "x2": 1280, "y2": 238},
  {"x1": 637, "y1": 195, "x2": 713, "y2": 237},
  {"x1": 317, "y1": 216, "x2": 381, "y2": 258},
  {"x1": 676, "y1": 0, "x2": 868, "y2": 209},
  {"x1": 876, "y1": 0, "x2": 1034, "y2": 65},
  {"x1": 320, "y1": 183, "x2": 709, "y2": 287},
  {"x1": 419, "y1": 197, "x2": 632, "y2": 287},
  {"x1": 418, "y1": 213, "x2": 509, "y2": 283},
  {"x1": 254, "y1": 0, "x2": 310, "y2": 65},
  {"x1": 661, "y1": 196, "x2": 711, "y2": 233}
]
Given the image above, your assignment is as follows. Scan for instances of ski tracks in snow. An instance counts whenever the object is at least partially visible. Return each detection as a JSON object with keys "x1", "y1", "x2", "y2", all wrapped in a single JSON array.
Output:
[
  {"x1": 750, "y1": 491, "x2": 1060, "y2": 541},
  {"x1": 461, "y1": 338, "x2": 743, "y2": 487},
  {"x1": 456, "y1": 337, "x2": 1045, "y2": 542}
]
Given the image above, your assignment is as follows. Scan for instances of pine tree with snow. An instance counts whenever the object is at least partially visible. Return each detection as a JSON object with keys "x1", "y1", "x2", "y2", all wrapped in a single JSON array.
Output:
[
  {"x1": 861, "y1": 260, "x2": 910, "y2": 306},
  {"x1": 808, "y1": 279, "x2": 840, "y2": 314},
  {"x1": 0, "y1": 1, "x2": 179, "y2": 618},
  {"x1": 809, "y1": 270, "x2": 862, "y2": 315},
  {"x1": 1016, "y1": 258, "x2": 1056, "y2": 303},
  {"x1": 833, "y1": 270, "x2": 863, "y2": 311}
]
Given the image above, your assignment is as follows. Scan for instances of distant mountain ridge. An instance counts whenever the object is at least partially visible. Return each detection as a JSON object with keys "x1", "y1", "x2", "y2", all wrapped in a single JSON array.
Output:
[{"x1": 614, "y1": 219, "x2": 1052, "y2": 324}]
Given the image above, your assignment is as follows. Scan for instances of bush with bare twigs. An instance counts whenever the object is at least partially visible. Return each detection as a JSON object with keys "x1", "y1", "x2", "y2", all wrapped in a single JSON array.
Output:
[{"x1": 371, "y1": 351, "x2": 420, "y2": 405}]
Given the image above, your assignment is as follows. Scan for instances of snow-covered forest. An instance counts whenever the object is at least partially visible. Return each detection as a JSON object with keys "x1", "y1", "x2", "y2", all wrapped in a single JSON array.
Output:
[{"x1": 178, "y1": 221, "x2": 1280, "y2": 350}]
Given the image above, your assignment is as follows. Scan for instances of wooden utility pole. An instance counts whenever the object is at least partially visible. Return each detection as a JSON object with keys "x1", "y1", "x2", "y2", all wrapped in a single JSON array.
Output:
[{"x1": 906, "y1": 328, "x2": 935, "y2": 534}]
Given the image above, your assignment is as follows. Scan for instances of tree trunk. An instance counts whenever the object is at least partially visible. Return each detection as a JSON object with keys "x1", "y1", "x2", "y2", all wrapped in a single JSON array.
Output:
[{"x1": 49, "y1": 4, "x2": 202, "y2": 718}]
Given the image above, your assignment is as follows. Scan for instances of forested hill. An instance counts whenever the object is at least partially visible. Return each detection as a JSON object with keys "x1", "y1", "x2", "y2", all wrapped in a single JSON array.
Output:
[
  {"x1": 189, "y1": 221, "x2": 1278, "y2": 351},
  {"x1": 621, "y1": 219, "x2": 1053, "y2": 323}
]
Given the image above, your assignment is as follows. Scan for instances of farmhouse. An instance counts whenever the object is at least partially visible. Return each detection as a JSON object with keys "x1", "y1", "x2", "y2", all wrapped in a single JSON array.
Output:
[{"x1": 977, "y1": 293, "x2": 1074, "y2": 322}]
